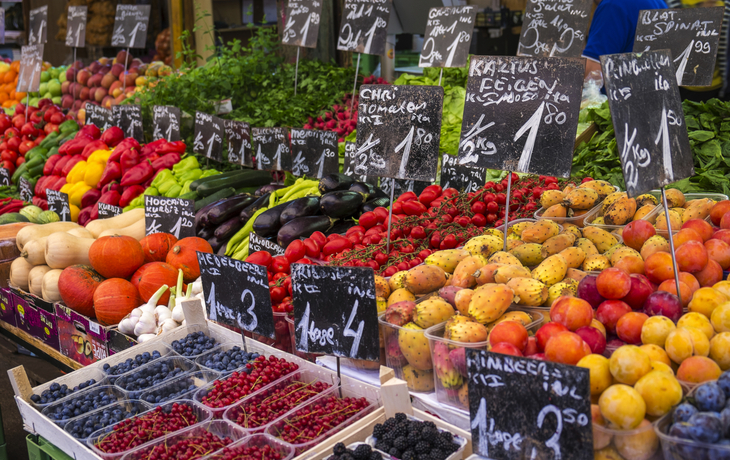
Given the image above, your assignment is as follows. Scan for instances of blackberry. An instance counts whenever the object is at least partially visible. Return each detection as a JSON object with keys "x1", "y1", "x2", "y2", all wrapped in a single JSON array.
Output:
[
  {"x1": 407, "y1": 432, "x2": 420, "y2": 447},
  {"x1": 388, "y1": 448, "x2": 401, "y2": 458},
  {"x1": 430, "y1": 449, "x2": 447, "y2": 460},
  {"x1": 334, "y1": 443, "x2": 347, "y2": 455},
  {"x1": 423, "y1": 421, "x2": 437, "y2": 431},
  {"x1": 395, "y1": 412, "x2": 408, "y2": 423},
  {"x1": 393, "y1": 425, "x2": 408, "y2": 439},
  {"x1": 394, "y1": 436, "x2": 408, "y2": 452},
  {"x1": 383, "y1": 418, "x2": 397, "y2": 430},
  {"x1": 354, "y1": 445, "x2": 372, "y2": 460},
  {"x1": 415, "y1": 442, "x2": 430, "y2": 454},
  {"x1": 434, "y1": 437, "x2": 457, "y2": 453},
  {"x1": 383, "y1": 432, "x2": 396, "y2": 443},
  {"x1": 439, "y1": 432, "x2": 454, "y2": 443},
  {"x1": 408, "y1": 421, "x2": 422, "y2": 433},
  {"x1": 373, "y1": 423, "x2": 386, "y2": 438},
  {"x1": 402, "y1": 450, "x2": 416, "y2": 460},
  {"x1": 341, "y1": 454, "x2": 355, "y2": 460},
  {"x1": 375, "y1": 441, "x2": 391, "y2": 452},
  {"x1": 421, "y1": 428, "x2": 438, "y2": 440},
  {"x1": 369, "y1": 452, "x2": 382, "y2": 460}
]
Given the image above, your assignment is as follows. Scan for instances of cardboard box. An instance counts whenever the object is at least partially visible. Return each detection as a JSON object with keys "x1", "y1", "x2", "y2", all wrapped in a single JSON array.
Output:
[
  {"x1": 11, "y1": 287, "x2": 40, "y2": 338},
  {"x1": 0, "y1": 287, "x2": 15, "y2": 327},
  {"x1": 54, "y1": 304, "x2": 109, "y2": 365},
  {"x1": 9, "y1": 286, "x2": 59, "y2": 350}
]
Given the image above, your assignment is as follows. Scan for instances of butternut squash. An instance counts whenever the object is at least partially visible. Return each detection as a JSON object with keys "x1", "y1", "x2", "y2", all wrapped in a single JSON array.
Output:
[
  {"x1": 98, "y1": 219, "x2": 146, "y2": 241},
  {"x1": 28, "y1": 265, "x2": 51, "y2": 297},
  {"x1": 86, "y1": 208, "x2": 144, "y2": 238},
  {"x1": 21, "y1": 237, "x2": 48, "y2": 266},
  {"x1": 16, "y1": 222, "x2": 80, "y2": 251},
  {"x1": 44, "y1": 233, "x2": 94, "y2": 269},
  {"x1": 41, "y1": 269, "x2": 63, "y2": 302},
  {"x1": 9, "y1": 257, "x2": 33, "y2": 290},
  {"x1": 67, "y1": 227, "x2": 95, "y2": 239}
]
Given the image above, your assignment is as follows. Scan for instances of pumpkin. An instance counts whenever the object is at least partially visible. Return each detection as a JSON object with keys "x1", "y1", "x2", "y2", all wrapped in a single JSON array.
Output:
[
  {"x1": 166, "y1": 237, "x2": 213, "y2": 283},
  {"x1": 140, "y1": 233, "x2": 178, "y2": 263},
  {"x1": 131, "y1": 262, "x2": 178, "y2": 305},
  {"x1": 93, "y1": 278, "x2": 141, "y2": 326},
  {"x1": 58, "y1": 265, "x2": 105, "y2": 318},
  {"x1": 89, "y1": 235, "x2": 145, "y2": 279}
]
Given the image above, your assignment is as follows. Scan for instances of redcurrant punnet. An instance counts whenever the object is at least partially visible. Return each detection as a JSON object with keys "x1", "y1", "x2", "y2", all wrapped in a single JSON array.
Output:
[{"x1": 134, "y1": 431, "x2": 232, "y2": 460}]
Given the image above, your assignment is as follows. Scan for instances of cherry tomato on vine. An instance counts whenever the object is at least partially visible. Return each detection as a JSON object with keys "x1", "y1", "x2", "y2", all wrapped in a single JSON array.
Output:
[
  {"x1": 418, "y1": 249, "x2": 432, "y2": 259},
  {"x1": 410, "y1": 226, "x2": 426, "y2": 240},
  {"x1": 383, "y1": 266, "x2": 398, "y2": 277},
  {"x1": 273, "y1": 272, "x2": 288, "y2": 281},
  {"x1": 471, "y1": 201, "x2": 486, "y2": 215},
  {"x1": 322, "y1": 238, "x2": 353, "y2": 256}
]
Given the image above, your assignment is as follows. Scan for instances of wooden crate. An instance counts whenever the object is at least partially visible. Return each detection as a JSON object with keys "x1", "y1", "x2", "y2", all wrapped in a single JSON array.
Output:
[{"x1": 575, "y1": 122, "x2": 598, "y2": 151}]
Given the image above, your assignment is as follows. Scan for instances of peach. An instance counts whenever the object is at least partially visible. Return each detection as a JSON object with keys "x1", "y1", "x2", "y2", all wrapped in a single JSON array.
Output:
[
  {"x1": 549, "y1": 296, "x2": 593, "y2": 331},
  {"x1": 524, "y1": 336, "x2": 538, "y2": 356},
  {"x1": 641, "y1": 315, "x2": 676, "y2": 347},
  {"x1": 489, "y1": 321, "x2": 528, "y2": 352},
  {"x1": 714, "y1": 280, "x2": 730, "y2": 297},
  {"x1": 621, "y1": 274, "x2": 654, "y2": 310},
  {"x1": 705, "y1": 239, "x2": 730, "y2": 269},
  {"x1": 714, "y1": 229, "x2": 730, "y2": 245},
  {"x1": 596, "y1": 300, "x2": 632, "y2": 334},
  {"x1": 710, "y1": 302, "x2": 730, "y2": 333},
  {"x1": 591, "y1": 319, "x2": 607, "y2": 337},
  {"x1": 490, "y1": 342, "x2": 523, "y2": 357},
  {"x1": 592, "y1": 404, "x2": 613, "y2": 450},
  {"x1": 682, "y1": 219, "x2": 714, "y2": 242},
  {"x1": 111, "y1": 62, "x2": 125, "y2": 77},
  {"x1": 598, "y1": 384, "x2": 646, "y2": 429},
  {"x1": 675, "y1": 240, "x2": 709, "y2": 273},
  {"x1": 678, "y1": 356, "x2": 722, "y2": 384},
  {"x1": 79, "y1": 86, "x2": 90, "y2": 101},
  {"x1": 695, "y1": 258, "x2": 724, "y2": 287},
  {"x1": 622, "y1": 220, "x2": 656, "y2": 251},
  {"x1": 673, "y1": 228, "x2": 703, "y2": 247},
  {"x1": 77, "y1": 69, "x2": 90, "y2": 85},
  {"x1": 597, "y1": 268, "x2": 632, "y2": 299},
  {"x1": 616, "y1": 312, "x2": 649, "y2": 345},
  {"x1": 614, "y1": 418, "x2": 660, "y2": 460},
  {"x1": 94, "y1": 87, "x2": 107, "y2": 103},
  {"x1": 721, "y1": 211, "x2": 730, "y2": 230},
  {"x1": 678, "y1": 272, "x2": 700, "y2": 295},
  {"x1": 609, "y1": 345, "x2": 651, "y2": 385},
  {"x1": 677, "y1": 312, "x2": 714, "y2": 340},
  {"x1": 640, "y1": 344, "x2": 671, "y2": 366},
  {"x1": 101, "y1": 72, "x2": 116, "y2": 89},
  {"x1": 658, "y1": 280, "x2": 692, "y2": 307},
  {"x1": 711, "y1": 201, "x2": 730, "y2": 226},
  {"x1": 688, "y1": 286, "x2": 728, "y2": 319},
  {"x1": 644, "y1": 252, "x2": 676, "y2": 284},
  {"x1": 710, "y1": 332, "x2": 730, "y2": 370},
  {"x1": 634, "y1": 371, "x2": 682, "y2": 417},
  {"x1": 535, "y1": 322, "x2": 569, "y2": 351},
  {"x1": 651, "y1": 361, "x2": 675, "y2": 375},
  {"x1": 613, "y1": 255, "x2": 645, "y2": 275},
  {"x1": 577, "y1": 354, "x2": 611, "y2": 396},
  {"x1": 575, "y1": 326, "x2": 607, "y2": 354},
  {"x1": 544, "y1": 331, "x2": 590, "y2": 365},
  {"x1": 665, "y1": 327, "x2": 710, "y2": 364}
]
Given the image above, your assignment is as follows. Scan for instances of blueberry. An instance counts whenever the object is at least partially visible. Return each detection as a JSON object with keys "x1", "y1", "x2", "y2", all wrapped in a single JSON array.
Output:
[
  {"x1": 688, "y1": 412, "x2": 724, "y2": 444},
  {"x1": 675, "y1": 403, "x2": 700, "y2": 423}
]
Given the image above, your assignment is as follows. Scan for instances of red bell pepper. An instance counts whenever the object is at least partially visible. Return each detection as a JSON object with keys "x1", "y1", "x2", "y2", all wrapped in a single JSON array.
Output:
[
  {"x1": 151, "y1": 153, "x2": 181, "y2": 171},
  {"x1": 101, "y1": 182, "x2": 121, "y2": 194},
  {"x1": 119, "y1": 185, "x2": 145, "y2": 208},
  {"x1": 108, "y1": 146, "x2": 126, "y2": 163},
  {"x1": 43, "y1": 154, "x2": 62, "y2": 176},
  {"x1": 58, "y1": 134, "x2": 93, "y2": 156},
  {"x1": 78, "y1": 206, "x2": 93, "y2": 226},
  {"x1": 120, "y1": 148, "x2": 140, "y2": 174},
  {"x1": 61, "y1": 155, "x2": 84, "y2": 177},
  {"x1": 52, "y1": 155, "x2": 71, "y2": 176},
  {"x1": 156, "y1": 141, "x2": 187, "y2": 154},
  {"x1": 32, "y1": 196, "x2": 48, "y2": 211},
  {"x1": 141, "y1": 152, "x2": 160, "y2": 163},
  {"x1": 115, "y1": 138, "x2": 140, "y2": 152},
  {"x1": 100, "y1": 126, "x2": 124, "y2": 147},
  {"x1": 79, "y1": 124, "x2": 101, "y2": 140},
  {"x1": 99, "y1": 190, "x2": 121, "y2": 206},
  {"x1": 140, "y1": 139, "x2": 166, "y2": 157},
  {"x1": 98, "y1": 161, "x2": 122, "y2": 188},
  {"x1": 80, "y1": 140, "x2": 108, "y2": 160},
  {"x1": 50, "y1": 176, "x2": 66, "y2": 191},
  {"x1": 81, "y1": 188, "x2": 102, "y2": 209},
  {"x1": 35, "y1": 176, "x2": 50, "y2": 199},
  {"x1": 120, "y1": 160, "x2": 154, "y2": 187}
]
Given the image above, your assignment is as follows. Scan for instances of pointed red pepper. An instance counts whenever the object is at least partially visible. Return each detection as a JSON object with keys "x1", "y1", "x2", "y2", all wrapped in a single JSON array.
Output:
[
  {"x1": 120, "y1": 160, "x2": 154, "y2": 187},
  {"x1": 81, "y1": 140, "x2": 108, "y2": 159},
  {"x1": 120, "y1": 148, "x2": 140, "y2": 174},
  {"x1": 151, "y1": 153, "x2": 181, "y2": 171},
  {"x1": 119, "y1": 185, "x2": 145, "y2": 207},
  {"x1": 98, "y1": 161, "x2": 122, "y2": 188}
]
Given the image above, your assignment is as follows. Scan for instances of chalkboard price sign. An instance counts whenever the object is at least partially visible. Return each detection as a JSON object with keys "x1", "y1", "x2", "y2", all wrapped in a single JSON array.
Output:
[
  {"x1": 194, "y1": 112, "x2": 225, "y2": 162},
  {"x1": 380, "y1": 178, "x2": 429, "y2": 197},
  {"x1": 441, "y1": 153, "x2": 485, "y2": 193},
  {"x1": 633, "y1": 8, "x2": 724, "y2": 87},
  {"x1": 290, "y1": 129, "x2": 339, "y2": 178},
  {"x1": 46, "y1": 190, "x2": 71, "y2": 222},
  {"x1": 224, "y1": 120, "x2": 252, "y2": 167},
  {"x1": 29, "y1": 6, "x2": 48, "y2": 46},
  {"x1": 86, "y1": 105, "x2": 112, "y2": 131},
  {"x1": 291, "y1": 264, "x2": 379, "y2": 361},
  {"x1": 249, "y1": 232, "x2": 286, "y2": 257},
  {"x1": 337, "y1": 0, "x2": 392, "y2": 56},
  {"x1": 0, "y1": 168, "x2": 10, "y2": 187},
  {"x1": 17, "y1": 45, "x2": 44, "y2": 93},
  {"x1": 283, "y1": 0, "x2": 323, "y2": 48},
  {"x1": 517, "y1": 0, "x2": 591, "y2": 58},
  {"x1": 253, "y1": 128, "x2": 292, "y2": 172},
  {"x1": 467, "y1": 350, "x2": 592, "y2": 460},
  {"x1": 144, "y1": 196, "x2": 196, "y2": 239},
  {"x1": 152, "y1": 105, "x2": 182, "y2": 142},
  {"x1": 343, "y1": 141, "x2": 376, "y2": 185},
  {"x1": 457, "y1": 56, "x2": 584, "y2": 178},
  {"x1": 66, "y1": 6, "x2": 88, "y2": 48},
  {"x1": 197, "y1": 252, "x2": 275, "y2": 339},
  {"x1": 357, "y1": 85, "x2": 443, "y2": 182},
  {"x1": 0, "y1": 10, "x2": 5, "y2": 45},
  {"x1": 98, "y1": 202, "x2": 122, "y2": 219},
  {"x1": 420, "y1": 7, "x2": 476, "y2": 68},
  {"x1": 113, "y1": 105, "x2": 144, "y2": 143},
  {"x1": 19, "y1": 177, "x2": 33, "y2": 202},
  {"x1": 112, "y1": 5, "x2": 151, "y2": 49},
  {"x1": 601, "y1": 50, "x2": 694, "y2": 197}
]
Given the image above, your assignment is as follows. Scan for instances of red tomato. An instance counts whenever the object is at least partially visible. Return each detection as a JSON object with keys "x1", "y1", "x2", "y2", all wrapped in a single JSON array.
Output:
[
  {"x1": 396, "y1": 191, "x2": 417, "y2": 202},
  {"x1": 1, "y1": 161, "x2": 14, "y2": 174},
  {"x1": 245, "y1": 251, "x2": 272, "y2": 267},
  {"x1": 373, "y1": 207, "x2": 389, "y2": 223},
  {"x1": 423, "y1": 184, "x2": 443, "y2": 197},
  {"x1": 322, "y1": 238, "x2": 353, "y2": 256},
  {"x1": 410, "y1": 226, "x2": 426, "y2": 240},
  {"x1": 270, "y1": 286, "x2": 286, "y2": 303},
  {"x1": 12, "y1": 115, "x2": 24, "y2": 129},
  {"x1": 270, "y1": 256, "x2": 290, "y2": 274},
  {"x1": 273, "y1": 272, "x2": 288, "y2": 281},
  {"x1": 303, "y1": 238, "x2": 320, "y2": 258},
  {"x1": 418, "y1": 249, "x2": 432, "y2": 259},
  {"x1": 366, "y1": 260, "x2": 379, "y2": 271},
  {"x1": 383, "y1": 266, "x2": 398, "y2": 277},
  {"x1": 294, "y1": 258, "x2": 314, "y2": 265},
  {"x1": 358, "y1": 211, "x2": 378, "y2": 229},
  {"x1": 581, "y1": 177, "x2": 594, "y2": 183},
  {"x1": 346, "y1": 225, "x2": 366, "y2": 236},
  {"x1": 419, "y1": 191, "x2": 437, "y2": 207},
  {"x1": 0, "y1": 115, "x2": 11, "y2": 133},
  {"x1": 15, "y1": 156, "x2": 24, "y2": 167},
  {"x1": 1, "y1": 150, "x2": 17, "y2": 163},
  {"x1": 347, "y1": 232, "x2": 363, "y2": 245},
  {"x1": 284, "y1": 240, "x2": 306, "y2": 264},
  {"x1": 44, "y1": 123, "x2": 59, "y2": 135},
  {"x1": 310, "y1": 231, "x2": 326, "y2": 248},
  {"x1": 0, "y1": 142, "x2": 7, "y2": 151},
  {"x1": 471, "y1": 214, "x2": 487, "y2": 227},
  {"x1": 18, "y1": 140, "x2": 34, "y2": 155},
  {"x1": 392, "y1": 202, "x2": 403, "y2": 214},
  {"x1": 440, "y1": 234, "x2": 458, "y2": 249},
  {"x1": 471, "y1": 201, "x2": 486, "y2": 215},
  {"x1": 326, "y1": 233, "x2": 345, "y2": 243},
  {"x1": 6, "y1": 136, "x2": 20, "y2": 152},
  {"x1": 20, "y1": 122, "x2": 36, "y2": 137},
  {"x1": 402, "y1": 200, "x2": 427, "y2": 216},
  {"x1": 50, "y1": 112, "x2": 65, "y2": 125}
]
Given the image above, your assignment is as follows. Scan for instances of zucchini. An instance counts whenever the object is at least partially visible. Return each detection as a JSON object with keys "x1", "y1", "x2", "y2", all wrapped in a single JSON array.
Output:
[
  {"x1": 190, "y1": 170, "x2": 250, "y2": 191},
  {"x1": 196, "y1": 171, "x2": 272, "y2": 197},
  {"x1": 0, "y1": 213, "x2": 29, "y2": 225},
  {"x1": 194, "y1": 187, "x2": 236, "y2": 212},
  {"x1": 178, "y1": 191, "x2": 199, "y2": 201}
]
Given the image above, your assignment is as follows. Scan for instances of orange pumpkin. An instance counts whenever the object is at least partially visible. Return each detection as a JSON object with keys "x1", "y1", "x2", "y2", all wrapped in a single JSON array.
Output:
[
  {"x1": 140, "y1": 233, "x2": 178, "y2": 264},
  {"x1": 166, "y1": 237, "x2": 213, "y2": 283},
  {"x1": 58, "y1": 265, "x2": 105, "y2": 318},
  {"x1": 89, "y1": 235, "x2": 145, "y2": 279},
  {"x1": 131, "y1": 262, "x2": 178, "y2": 305},
  {"x1": 93, "y1": 278, "x2": 141, "y2": 326}
]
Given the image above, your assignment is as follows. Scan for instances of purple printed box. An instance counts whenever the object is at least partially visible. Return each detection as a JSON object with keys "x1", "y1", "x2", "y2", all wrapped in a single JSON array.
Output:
[
  {"x1": 55, "y1": 303, "x2": 111, "y2": 365},
  {"x1": 0, "y1": 287, "x2": 15, "y2": 327}
]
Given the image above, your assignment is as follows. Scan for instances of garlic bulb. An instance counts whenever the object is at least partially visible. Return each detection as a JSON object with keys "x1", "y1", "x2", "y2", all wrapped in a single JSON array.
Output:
[
  {"x1": 118, "y1": 316, "x2": 138, "y2": 335},
  {"x1": 130, "y1": 308, "x2": 143, "y2": 320},
  {"x1": 171, "y1": 304, "x2": 185, "y2": 323},
  {"x1": 191, "y1": 279, "x2": 202, "y2": 295},
  {"x1": 155, "y1": 305, "x2": 172, "y2": 322},
  {"x1": 137, "y1": 333, "x2": 157, "y2": 343},
  {"x1": 134, "y1": 312, "x2": 156, "y2": 336},
  {"x1": 159, "y1": 318, "x2": 178, "y2": 334}
]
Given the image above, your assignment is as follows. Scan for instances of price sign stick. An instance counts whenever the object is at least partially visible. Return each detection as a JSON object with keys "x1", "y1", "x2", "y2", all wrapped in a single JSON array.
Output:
[
  {"x1": 502, "y1": 172, "x2": 513, "y2": 251},
  {"x1": 24, "y1": 64, "x2": 38, "y2": 125},
  {"x1": 438, "y1": 68, "x2": 443, "y2": 86},
  {"x1": 336, "y1": 356, "x2": 342, "y2": 397},
  {"x1": 72, "y1": 48, "x2": 77, "y2": 107},
  {"x1": 350, "y1": 53, "x2": 362, "y2": 114},
  {"x1": 294, "y1": 47, "x2": 300, "y2": 96},
  {"x1": 385, "y1": 184, "x2": 395, "y2": 253},
  {"x1": 122, "y1": 46, "x2": 130, "y2": 93},
  {"x1": 662, "y1": 186, "x2": 682, "y2": 300}
]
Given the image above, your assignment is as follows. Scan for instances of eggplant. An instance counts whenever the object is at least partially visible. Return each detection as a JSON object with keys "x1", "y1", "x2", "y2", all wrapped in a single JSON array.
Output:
[
  {"x1": 277, "y1": 216, "x2": 336, "y2": 247},
  {"x1": 349, "y1": 182, "x2": 387, "y2": 199},
  {"x1": 207, "y1": 194, "x2": 255, "y2": 226},
  {"x1": 197, "y1": 227, "x2": 215, "y2": 240},
  {"x1": 208, "y1": 236, "x2": 224, "y2": 253},
  {"x1": 319, "y1": 173, "x2": 355, "y2": 194},
  {"x1": 195, "y1": 198, "x2": 228, "y2": 231},
  {"x1": 252, "y1": 200, "x2": 293, "y2": 237},
  {"x1": 215, "y1": 215, "x2": 244, "y2": 240},
  {"x1": 240, "y1": 193, "x2": 271, "y2": 222},
  {"x1": 325, "y1": 219, "x2": 359, "y2": 236},
  {"x1": 280, "y1": 196, "x2": 320, "y2": 225},
  {"x1": 320, "y1": 191, "x2": 367, "y2": 218},
  {"x1": 361, "y1": 197, "x2": 391, "y2": 213},
  {"x1": 256, "y1": 184, "x2": 286, "y2": 196}
]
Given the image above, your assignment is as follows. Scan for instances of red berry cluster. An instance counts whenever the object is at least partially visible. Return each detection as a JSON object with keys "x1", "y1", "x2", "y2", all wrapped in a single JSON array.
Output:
[
  {"x1": 208, "y1": 442, "x2": 286, "y2": 460},
  {"x1": 93, "y1": 403, "x2": 198, "y2": 454},
  {"x1": 201, "y1": 356, "x2": 299, "y2": 409},
  {"x1": 134, "y1": 431, "x2": 232, "y2": 460},
  {"x1": 228, "y1": 380, "x2": 332, "y2": 429}
]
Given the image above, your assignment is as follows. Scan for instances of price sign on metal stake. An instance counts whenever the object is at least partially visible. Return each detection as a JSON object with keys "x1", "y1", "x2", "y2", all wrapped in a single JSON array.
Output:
[
  {"x1": 19, "y1": 177, "x2": 33, "y2": 202},
  {"x1": 46, "y1": 190, "x2": 71, "y2": 222},
  {"x1": 283, "y1": 0, "x2": 323, "y2": 48},
  {"x1": 337, "y1": 0, "x2": 392, "y2": 56},
  {"x1": 112, "y1": 5, "x2": 151, "y2": 48},
  {"x1": 86, "y1": 105, "x2": 112, "y2": 131},
  {"x1": 517, "y1": 0, "x2": 591, "y2": 58},
  {"x1": 17, "y1": 45, "x2": 43, "y2": 94},
  {"x1": 194, "y1": 112, "x2": 225, "y2": 162},
  {"x1": 144, "y1": 196, "x2": 195, "y2": 239},
  {"x1": 152, "y1": 105, "x2": 181, "y2": 142},
  {"x1": 253, "y1": 128, "x2": 292, "y2": 172},
  {"x1": 343, "y1": 141, "x2": 377, "y2": 185},
  {"x1": 420, "y1": 6, "x2": 476, "y2": 68},
  {"x1": 440, "y1": 153, "x2": 485, "y2": 193},
  {"x1": 290, "y1": 129, "x2": 339, "y2": 178},
  {"x1": 112, "y1": 105, "x2": 144, "y2": 143},
  {"x1": 98, "y1": 203, "x2": 122, "y2": 219},
  {"x1": 0, "y1": 168, "x2": 10, "y2": 187},
  {"x1": 225, "y1": 120, "x2": 252, "y2": 167},
  {"x1": 28, "y1": 6, "x2": 48, "y2": 46},
  {"x1": 66, "y1": 6, "x2": 88, "y2": 48}
]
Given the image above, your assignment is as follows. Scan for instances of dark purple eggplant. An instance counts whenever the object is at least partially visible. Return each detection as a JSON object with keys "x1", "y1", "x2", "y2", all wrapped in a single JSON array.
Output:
[
  {"x1": 361, "y1": 197, "x2": 390, "y2": 213},
  {"x1": 320, "y1": 191, "x2": 367, "y2": 218},
  {"x1": 197, "y1": 226, "x2": 214, "y2": 240},
  {"x1": 252, "y1": 200, "x2": 293, "y2": 237},
  {"x1": 214, "y1": 215, "x2": 245, "y2": 240},
  {"x1": 325, "y1": 219, "x2": 359, "y2": 236},
  {"x1": 280, "y1": 196, "x2": 320, "y2": 225},
  {"x1": 256, "y1": 184, "x2": 286, "y2": 196},
  {"x1": 208, "y1": 236, "x2": 224, "y2": 253},
  {"x1": 195, "y1": 198, "x2": 228, "y2": 231},
  {"x1": 319, "y1": 173, "x2": 355, "y2": 194},
  {"x1": 240, "y1": 193, "x2": 271, "y2": 222},
  {"x1": 277, "y1": 216, "x2": 336, "y2": 247},
  {"x1": 207, "y1": 194, "x2": 255, "y2": 225},
  {"x1": 349, "y1": 182, "x2": 387, "y2": 199}
]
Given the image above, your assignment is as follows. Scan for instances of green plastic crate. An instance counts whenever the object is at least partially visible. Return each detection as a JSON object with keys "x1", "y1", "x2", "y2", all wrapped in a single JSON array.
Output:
[
  {"x1": 26, "y1": 434, "x2": 47, "y2": 460},
  {"x1": 0, "y1": 443, "x2": 6, "y2": 460},
  {"x1": 39, "y1": 437, "x2": 73, "y2": 460}
]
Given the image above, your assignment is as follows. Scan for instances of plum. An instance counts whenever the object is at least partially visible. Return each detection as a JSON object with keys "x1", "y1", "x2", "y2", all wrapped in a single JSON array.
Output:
[
  {"x1": 643, "y1": 291, "x2": 682, "y2": 323},
  {"x1": 577, "y1": 275, "x2": 605, "y2": 309}
]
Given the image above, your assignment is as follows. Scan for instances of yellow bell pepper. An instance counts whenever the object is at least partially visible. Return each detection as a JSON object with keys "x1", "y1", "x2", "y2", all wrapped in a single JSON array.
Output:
[
  {"x1": 84, "y1": 162, "x2": 105, "y2": 188},
  {"x1": 88, "y1": 150, "x2": 111, "y2": 164},
  {"x1": 66, "y1": 161, "x2": 87, "y2": 184},
  {"x1": 70, "y1": 204, "x2": 80, "y2": 223},
  {"x1": 59, "y1": 183, "x2": 73, "y2": 194},
  {"x1": 69, "y1": 183, "x2": 92, "y2": 207}
]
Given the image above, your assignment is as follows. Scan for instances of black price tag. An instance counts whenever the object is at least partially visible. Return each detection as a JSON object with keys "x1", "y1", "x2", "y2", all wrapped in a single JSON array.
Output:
[
  {"x1": 0, "y1": 168, "x2": 10, "y2": 187},
  {"x1": 28, "y1": 6, "x2": 48, "y2": 46},
  {"x1": 457, "y1": 56, "x2": 583, "y2": 178},
  {"x1": 467, "y1": 350, "x2": 592, "y2": 460},
  {"x1": 291, "y1": 264, "x2": 379, "y2": 361},
  {"x1": 224, "y1": 120, "x2": 252, "y2": 167},
  {"x1": 283, "y1": 0, "x2": 323, "y2": 48},
  {"x1": 253, "y1": 128, "x2": 292, "y2": 172},
  {"x1": 197, "y1": 252, "x2": 275, "y2": 339},
  {"x1": 633, "y1": 8, "x2": 724, "y2": 87},
  {"x1": 17, "y1": 45, "x2": 43, "y2": 93},
  {"x1": 290, "y1": 129, "x2": 339, "y2": 178},
  {"x1": 86, "y1": 104, "x2": 112, "y2": 131},
  {"x1": 517, "y1": 0, "x2": 591, "y2": 58},
  {"x1": 601, "y1": 50, "x2": 694, "y2": 198},
  {"x1": 420, "y1": 7, "x2": 476, "y2": 68},
  {"x1": 19, "y1": 177, "x2": 33, "y2": 202},
  {"x1": 0, "y1": 9, "x2": 6, "y2": 45},
  {"x1": 194, "y1": 112, "x2": 224, "y2": 162},
  {"x1": 440, "y1": 153, "x2": 485, "y2": 193},
  {"x1": 66, "y1": 6, "x2": 88, "y2": 48},
  {"x1": 249, "y1": 233, "x2": 286, "y2": 257},
  {"x1": 98, "y1": 202, "x2": 122, "y2": 219},
  {"x1": 112, "y1": 5, "x2": 151, "y2": 49},
  {"x1": 357, "y1": 85, "x2": 443, "y2": 182},
  {"x1": 152, "y1": 105, "x2": 181, "y2": 142},
  {"x1": 144, "y1": 196, "x2": 195, "y2": 239},
  {"x1": 113, "y1": 105, "x2": 144, "y2": 143},
  {"x1": 343, "y1": 141, "x2": 377, "y2": 184},
  {"x1": 337, "y1": 0, "x2": 392, "y2": 56},
  {"x1": 46, "y1": 190, "x2": 71, "y2": 222},
  {"x1": 380, "y1": 178, "x2": 429, "y2": 197}
]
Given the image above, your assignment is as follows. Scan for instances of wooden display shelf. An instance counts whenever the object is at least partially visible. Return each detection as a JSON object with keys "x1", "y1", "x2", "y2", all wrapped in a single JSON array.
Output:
[{"x1": 0, "y1": 319, "x2": 81, "y2": 373}]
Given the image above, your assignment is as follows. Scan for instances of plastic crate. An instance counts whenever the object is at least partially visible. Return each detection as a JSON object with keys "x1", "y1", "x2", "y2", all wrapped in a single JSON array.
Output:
[
  {"x1": 26, "y1": 434, "x2": 45, "y2": 460},
  {"x1": 161, "y1": 324, "x2": 220, "y2": 360},
  {"x1": 138, "y1": 369, "x2": 220, "y2": 406},
  {"x1": 101, "y1": 342, "x2": 177, "y2": 381},
  {"x1": 38, "y1": 437, "x2": 73, "y2": 460},
  {"x1": 113, "y1": 355, "x2": 197, "y2": 399},
  {"x1": 594, "y1": 417, "x2": 661, "y2": 459},
  {"x1": 379, "y1": 313, "x2": 436, "y2": 393},
  {"x1": 644, "y1": 191, "x2": 729, "y2": 237},
  {"x1": 285, "y1": 315, "x2": 322, "y2": 362},
  {"x1": 366, "y1": 413, "x2": 468, "y2": 460},
  {"x1": 534, "y1": 203, "x2": 602, "y2": 228}
]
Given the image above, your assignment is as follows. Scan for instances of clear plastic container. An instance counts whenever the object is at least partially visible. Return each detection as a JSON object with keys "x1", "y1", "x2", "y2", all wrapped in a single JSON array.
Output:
[
  {"x1": 205, "y1": 433, "x2": 296, "y2": 460},
  {"x1": 243, "y1": 311, "x2": 293, "y2": 354},
  {"x1": 63, "y1": 399, "x2": 151, "y2": 442},
  {"x1": 162, "y1": 327, "x2": 220, "y2": 360},
  {"x1": 138, "y1": 370, "x2": 220, "y2": 406},
  {"x1": 29, "y1": 366, "x2": 107, "y2": 410},
  {"x1": 644, "y1": 191, "x2": 729, "y2": 237},
  {"x1": 285, "y1": 315, "x2": 323, "y2": 362},
  {"x1": 366, "y1": 413, "x2": 468, "y2": 460},
  {"x1": 195, "y1": 341, "x2": 261, "y2": 374},
  {"x1": 655, "y1": 411, "x2": 730, "y2": 460},
  {"x1": 506, "y1": 217, "x2": 564, "y2": 234},
  {"x1": 118, "y1": 419, "x2": 247, "y2": 460},
  {"x1": 222, "y1": 368, "x2": 340, "y2": 434},
  {"x1": 102, "y1": 342, "x2": 177, "y2": 381},
  {"x1": 379, "y1": 312, "x2": 436, "y2": 393},
  {"x1": 592, "y1": 417, "x2": 662, "y2": 459},
  {"x1": 583, "y1": 202, "x2": 661, "y2": 234},
  {"x1": 86, "y1": 399, "x2": 213, "y2": 460},
  {"x1": 534, "y1": 203, "x2": 601, "y2": 228},
  {"x1": 42, "y1": 385, "x2": 127, "y2": 425},
  {"x1": 113, "y1": 355, "x2": 198, "y2": 399}
]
